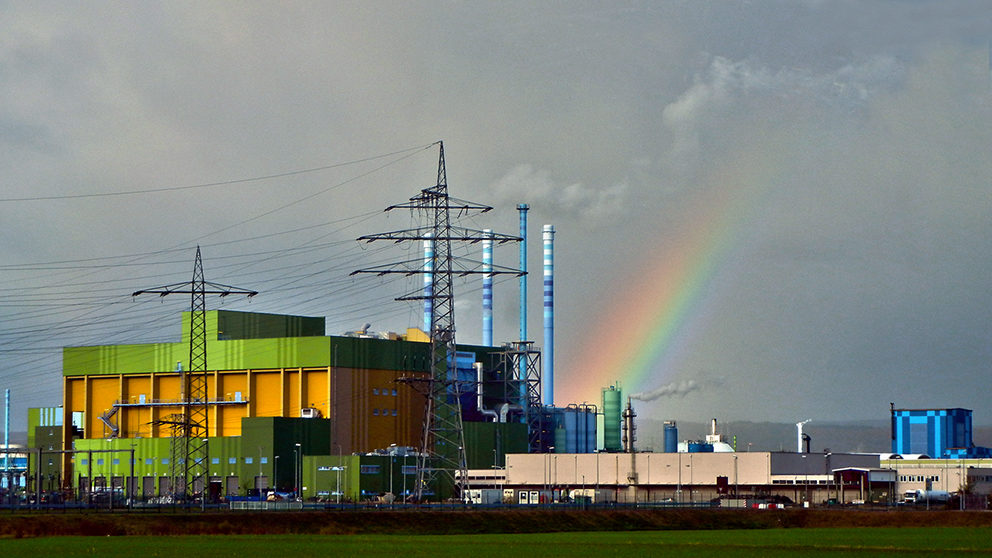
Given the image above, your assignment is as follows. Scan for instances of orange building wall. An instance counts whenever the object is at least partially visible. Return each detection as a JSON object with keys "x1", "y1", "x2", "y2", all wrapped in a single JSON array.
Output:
[{"x1": 63, "y1": 366, "x2": 428, "y2": 455}]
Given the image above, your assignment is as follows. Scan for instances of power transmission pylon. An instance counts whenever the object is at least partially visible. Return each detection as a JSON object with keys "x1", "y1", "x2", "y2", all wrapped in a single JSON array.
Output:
[
  {"x1": 352, "y1": 142, "x2": 522, "y2": 501},
  {"x1": 133, "y1": 246, "x2": 257, "y2": 502}
]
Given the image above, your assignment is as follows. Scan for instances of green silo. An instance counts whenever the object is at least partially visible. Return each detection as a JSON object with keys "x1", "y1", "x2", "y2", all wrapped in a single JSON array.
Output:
[{"x1": 602, "y1": 384, "x2": 622, "y2": 452}]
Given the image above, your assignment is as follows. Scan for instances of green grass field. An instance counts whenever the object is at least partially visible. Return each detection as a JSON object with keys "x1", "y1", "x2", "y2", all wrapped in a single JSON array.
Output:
[{"x1": 3, "y1": 528, "x2": 991, "y2": 557}]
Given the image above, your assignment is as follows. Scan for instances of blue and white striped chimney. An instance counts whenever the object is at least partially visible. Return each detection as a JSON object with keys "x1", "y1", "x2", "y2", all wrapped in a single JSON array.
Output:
[
  {"x1": 517, "y1": 204, "x2": 529, "y2": 342},
  {"x1": 543, "y1": 224, "x2": 555, "y2": 407},
  {"x1": 423, "y1": 234, "x2": 434, "y2": 332},
  {"x1": 482, "y1": 229, "x2": 494, "y2": 346}
]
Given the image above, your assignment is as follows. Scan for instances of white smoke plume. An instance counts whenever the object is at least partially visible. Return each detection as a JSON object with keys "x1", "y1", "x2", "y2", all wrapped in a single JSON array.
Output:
[
  {"x1": 490, "y1": 163, "x2": 627, "y2": 223},
  {"x1": 630, "y1": 380, "x2": 700, "y2": 402}
]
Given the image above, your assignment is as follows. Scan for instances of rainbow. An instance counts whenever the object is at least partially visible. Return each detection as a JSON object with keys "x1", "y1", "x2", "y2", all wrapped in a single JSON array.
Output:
[{"x1": 559, "y1": 138, "x2": 788, "y2": 406}]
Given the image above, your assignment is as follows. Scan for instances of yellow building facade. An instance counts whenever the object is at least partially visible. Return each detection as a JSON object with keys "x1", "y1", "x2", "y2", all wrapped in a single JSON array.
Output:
[{"x1": 61, "y1": 310, "x2": 434, "y2": 479}]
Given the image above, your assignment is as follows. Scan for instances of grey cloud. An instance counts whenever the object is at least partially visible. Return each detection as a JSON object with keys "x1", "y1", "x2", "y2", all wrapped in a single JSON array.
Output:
[{"x1": 490, "y1": 163, "x2": 627, "y2": 223}]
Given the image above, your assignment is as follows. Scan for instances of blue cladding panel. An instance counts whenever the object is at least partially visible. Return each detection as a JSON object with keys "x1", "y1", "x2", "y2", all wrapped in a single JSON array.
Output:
[{"x1": 892, "y1": 408, "x2": 985, "y2": 457}]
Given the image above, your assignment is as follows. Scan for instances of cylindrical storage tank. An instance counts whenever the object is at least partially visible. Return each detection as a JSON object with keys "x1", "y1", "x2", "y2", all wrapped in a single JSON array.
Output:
[
  {"x1": 563, "y1": 409, "x2": 579, "y2": 453},
  {"x1": 583, "y1": 407, "x2": 598, "y2": 453},
  {"x1": 687, "y1": 442, "x2": 714, "y2": 453},
  {"x1": 554, "y1": 428, "x2": 567, "y2": 453},
  {"x1": 602, "y1": 385, "x2": 622, "y2": 452},
  {"x1": 663, "y1": 421, "x2": 678, "y2": 453}
]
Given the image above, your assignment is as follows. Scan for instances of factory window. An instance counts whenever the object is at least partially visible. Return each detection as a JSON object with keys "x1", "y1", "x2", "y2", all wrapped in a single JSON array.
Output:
[
  {"x1": 80, "y1": 459, "x2": 88, "y2": 466},
  {"x1": 212, "y1": 458, "x2": 220, "y2": 464},
  {"x1": 261, "y1": 457, "x2": 267, "y2": 464},
  {"x1": 373, "y1": 389, "x2": 379, "y2": 396},
  {"x1": 162, "y1": 458, "x2": 170, "y2": 465},
  {"x1": 245, "y1": 457, "x2": 253, "y2": 464},
  {"x1": 97, "y1": 459, "x2": 104, "y2": 466},
  {"x1": 113, "y1": 459, "x2": 120, "y2": 465},
  {"x1": 401, "y1": 466, "x2": 416, "y2": 475},
  {"x1": 383, "y1": 409, "x2": 390, "y2": 416},
  {"x1": 360, "y1": 465, "x2": 380, "y2": 474},
  {"x1": 392, "y1": 409, "x2": 397, "y2": 416},
  {"x1": 392, "y1": 389, "x2": 397, "y2": 396},
  {"x1": 145, "y1": 459, "x2": 153, "y2": 465},
  {"x1": 229, "y1": 457, "x2": 237, "y2": 464},
  {"x1": 373, "y1": 409, "x2": 379, "y2": 416}
]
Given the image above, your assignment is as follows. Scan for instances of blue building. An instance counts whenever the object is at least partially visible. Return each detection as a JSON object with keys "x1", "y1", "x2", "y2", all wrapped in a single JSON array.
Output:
[{"x1": 890, "y1": 406, "x2": 992, "y2": 458}]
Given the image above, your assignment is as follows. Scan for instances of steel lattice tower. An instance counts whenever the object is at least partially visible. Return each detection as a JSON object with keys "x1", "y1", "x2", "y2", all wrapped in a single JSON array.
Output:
[
  {"x1": 133, "y1": 247, "x2": 257, "y2": 501},
  {"x1": 353, "y1": 142, "x2": 522, "y2": 500}
]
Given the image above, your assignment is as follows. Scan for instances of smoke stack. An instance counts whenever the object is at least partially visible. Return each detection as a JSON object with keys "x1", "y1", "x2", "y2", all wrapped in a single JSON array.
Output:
[
  {"x1": 543, "y1": 224, "x2": 555, "y2": 406},
  {"x1": 482, "y1": 229, "x2": 493, "y2": 346},
  {"x1": 517, "y1": 204, "x2": 529, "y2": 342},
  {"x1": 622, "y1": 397, "x2": 637, "y2": 453},
  {"x1": 796, "y1": 419, "x2": 811, "y2": 453},
  {"x1": 423, "y1": 234, "x2": 434, "y2": 332},
  {"x1": 3, "y1": 389, "x2": 8, "y2": 472},
  {"x1": 705, "y1": 418, "x2": 723, "y2": 445}
]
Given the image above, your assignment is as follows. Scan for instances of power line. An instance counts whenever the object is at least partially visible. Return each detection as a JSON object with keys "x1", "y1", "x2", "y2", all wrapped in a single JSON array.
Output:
[{"x1": 0, "y1": 143, "x2": 435, "y2": 202}]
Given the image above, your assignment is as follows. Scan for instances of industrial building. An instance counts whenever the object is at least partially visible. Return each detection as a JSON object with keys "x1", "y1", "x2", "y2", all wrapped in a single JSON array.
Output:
[
  {"x1": 46, "y1": 309, "x2": 529, "y2": 501},
  {"x1": 472, "y1": 451, "x2": 889, "y2": 506},
  {"x1": 890, "y1": 405, "x2": 992, "y2": 458}
]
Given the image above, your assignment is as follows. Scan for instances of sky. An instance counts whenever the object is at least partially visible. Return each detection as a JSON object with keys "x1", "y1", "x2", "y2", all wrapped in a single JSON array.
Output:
[{"x1": 1, "y1": 1, "x2": 990, "y2": 432}]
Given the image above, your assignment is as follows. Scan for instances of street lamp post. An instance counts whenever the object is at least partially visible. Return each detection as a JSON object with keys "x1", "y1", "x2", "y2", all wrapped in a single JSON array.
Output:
[
  {"x1": 294, "y1": 443, "x2": 301, "y2": 500},
  {"x1": 331, "y1": 466, "x2": 346, "y2": 504},
  {"x1": 734, "y1": 454, "x2": 738, "y2": 498}
]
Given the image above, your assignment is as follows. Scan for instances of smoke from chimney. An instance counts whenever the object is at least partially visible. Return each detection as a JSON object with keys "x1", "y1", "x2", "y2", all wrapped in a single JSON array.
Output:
[{"x1": 630, "y1": 379, "x2": 700, "y2": 402}]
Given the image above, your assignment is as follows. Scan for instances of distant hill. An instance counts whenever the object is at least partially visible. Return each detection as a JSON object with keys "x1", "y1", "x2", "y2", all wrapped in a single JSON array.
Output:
[
  {"x1": 636, "y1": 419, "x2": 890, "y2": 454},
  {"x1": 636, "y1": 419, "x2": 992, "y2": 455}
]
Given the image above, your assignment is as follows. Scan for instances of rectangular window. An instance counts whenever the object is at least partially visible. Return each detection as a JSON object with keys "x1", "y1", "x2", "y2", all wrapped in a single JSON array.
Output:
[
  {"x1": 391, "y1": 389, "x2": 397, "y2": 396},
  {"x1": 212, "y1": 458, "x2": 220, "y2": 464},
  {"x1": 360, "y1": 465, "x2": 380, "y2": 474},
  {"x1": 401, "y1": 466, "x2": 416, "y2": 475},
  {"x1": 373, "y1": 388, "x2": 379, "y2": 395},
  {"x1": 145, "y1": 458, "x2": 153, "y2": 465},
  {"x1": 113, "y1": 459, "x2": 120, "y2": 465},
  {"x1": 97, "y1": 459, "x2": 104, "y2": 466},
  {"x1": 245, "y1": 457, "x2": 253, "y2": 464},
  {"x1": 80, "y1": 459, "x2": 88, "y2": 466},
  {"x1": 373, "y1": 409, "x2": 379, "y2": 416},
  {"x1": 392, "y1": 409, "x2": 397, "y2": 416},
  {"x1": 229, "y1": 457, "x2": 237, "y2": 464},
  {"x1": 261, "y1": 457, "x2": 268, "y2": 464},
  {"x1": 162, "y1": 458, "x2": 170, "y2": 465}
]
